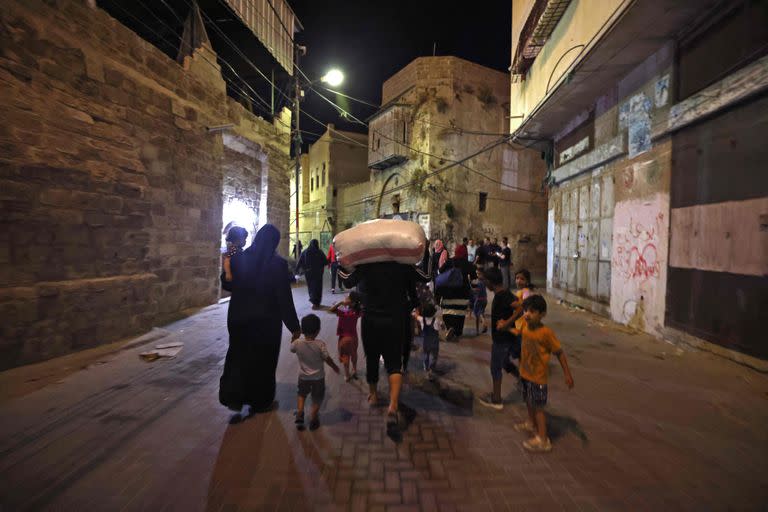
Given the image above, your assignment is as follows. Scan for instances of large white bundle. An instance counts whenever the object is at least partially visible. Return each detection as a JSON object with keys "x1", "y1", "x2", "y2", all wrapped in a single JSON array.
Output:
[{"x1": 333, "y1": 219, "x2": 426, "y2": 269}]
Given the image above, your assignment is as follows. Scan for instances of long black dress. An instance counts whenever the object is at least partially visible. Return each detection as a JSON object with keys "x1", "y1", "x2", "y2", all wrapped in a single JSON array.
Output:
[
  {"x1": 220, "y1": 224, "x2": 300, "y2": 411},
  {"x1": 297, "y1": 240, "x2": 328, "y2": 307}
]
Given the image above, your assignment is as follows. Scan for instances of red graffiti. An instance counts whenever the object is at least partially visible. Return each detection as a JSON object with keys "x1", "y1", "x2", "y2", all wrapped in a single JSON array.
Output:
[{"x1": 613, "y1": 213, "x2": 664, "y2": 283}]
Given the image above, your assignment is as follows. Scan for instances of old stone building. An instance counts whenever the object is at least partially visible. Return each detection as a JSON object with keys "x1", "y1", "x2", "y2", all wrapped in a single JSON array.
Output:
[
  {"x1": 290, "y1": 124, "x2": 369, "y2": 252},
  {"x1": 367, "y1": 56, "x2": 548, "y2": 274},
  {"x1": 509, "y1": 0, "x2": 767, "y2": 365},
  {"x1": 0, "y1": 0, "x2": 293, "y2": 368}
]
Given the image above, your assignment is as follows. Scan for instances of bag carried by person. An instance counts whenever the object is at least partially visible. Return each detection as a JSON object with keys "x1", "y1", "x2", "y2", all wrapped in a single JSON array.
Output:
[
  {"x1": 435, "y1": 267, "x2": 463, "y2": 289},
  {"x1": 333, "y1": 219, "x2": 426, "y2": 270}
]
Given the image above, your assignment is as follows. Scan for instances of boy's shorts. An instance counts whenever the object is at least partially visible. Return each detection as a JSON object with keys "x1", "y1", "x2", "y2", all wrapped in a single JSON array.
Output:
[
  {"x1": 297, "y1": 378, "x2": 326, "y2": 403},
  {"x1": 519, "y1": 378, "x2": 548, "y2": 407}
]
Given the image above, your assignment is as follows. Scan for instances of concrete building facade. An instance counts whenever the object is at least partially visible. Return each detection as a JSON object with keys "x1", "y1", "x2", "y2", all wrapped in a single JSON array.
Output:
[
  {"x1": 289, "y1": 125, "x2": 370, "y2": 253},
  {"x1": 367, "y1": 56, "x2": 548, "y2": 273},
  {"x1": 0, "y1": 0, "x2": 292, "y2": 368},
  {"x1": 509, "y1": 0, "x2": 768, "y2": 366}
]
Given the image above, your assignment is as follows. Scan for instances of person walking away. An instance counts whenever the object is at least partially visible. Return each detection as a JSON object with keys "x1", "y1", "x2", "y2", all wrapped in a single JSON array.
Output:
[
  {"x1": 220, "y1": 224, "x2": 301, "y2": 424},
  {"x1": 489, "y1": 238, "x2": 502, "y2": 269},
  {"x1": 454, "y1": 237, "x2": 468, "y2": 261},
  {"x1": 327, "y1": 244, "x2": 344, "y2": 294},
  {"x1": 330, "y1": 291, "x2": 362, "y2": 382},
  {"x1": 296, "y1": 239, "x2": 328, "y2": 309},
  {"x1": 477, "y1": 267, "x2": 520, "y2": 410},
  {"x1": 498, "y1": 237, "x2": 512, "y2": 289},
  {"x1": 471, "y1": 272, "x2": 488, "y2": 334},
  {"x1": 291, "y1": 314, "x2": 340, "y2": 431},
  {"x1": 416, "y1": 302, "x2": 441, "y2": 380},
  {"x1": 340, "y1": 261, "x2": 428, "y2": 432},
  {"x1": 435, "y1": 257, "x2": 472, "y2": 340},
  {"x1": 467, "y1": 238, "x2": 477, "y2": 264},
  {"x1": 512, "y1": 295, "x2": 574, "y2": 452}
]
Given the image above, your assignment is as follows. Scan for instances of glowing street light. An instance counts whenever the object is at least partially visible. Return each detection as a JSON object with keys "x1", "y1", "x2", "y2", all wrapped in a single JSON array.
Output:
[{"x1": 320, "y1": 69, "x2": 344, "y2": 87}]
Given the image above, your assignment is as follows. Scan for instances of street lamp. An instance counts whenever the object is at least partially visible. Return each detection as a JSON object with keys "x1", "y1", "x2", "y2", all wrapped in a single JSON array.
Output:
[
  {"x1": 292, "y1": 48, "x2": 345, "y2": 256},
  {"x1": 320, "y1": 69, "x2": 344, "y2": 87}
]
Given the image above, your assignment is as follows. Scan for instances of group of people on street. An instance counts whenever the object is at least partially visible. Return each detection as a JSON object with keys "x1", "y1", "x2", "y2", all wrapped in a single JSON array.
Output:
[{"x1": 220, "y1": 225, "x2": 575, "y2": 451}]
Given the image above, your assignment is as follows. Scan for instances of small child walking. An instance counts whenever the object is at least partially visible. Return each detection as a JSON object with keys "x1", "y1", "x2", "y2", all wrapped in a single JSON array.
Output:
[
  {"x1": 471, "y1": 274, "x2": 488, "y2": 334},
  {"x1": 221, "y1": 226, "x2": 248, "y2": 282},
  {"x1": 415, "y1": 302, "x2": 441, "y2": 380},
  {"x1": 291, "y1": 314, "x2": 339, "y2": 431},
  {"x1": 513, "y1": 295, "x2": 574, "y2": 452},
  {"x1": 330, "y1": 292, "x2": 362, "y2": 382}
]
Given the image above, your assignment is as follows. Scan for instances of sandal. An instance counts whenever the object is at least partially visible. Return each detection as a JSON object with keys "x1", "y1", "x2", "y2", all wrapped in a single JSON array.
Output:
[
  {"x1": 295, "y1": 412, "x2": 305, "y2": 431},
  {"x1": 523, "y1": 436, "x2": 552, "y2": 453},
  {"x1": 513, "y1": 421, "x2": 535, "y2": 433}
]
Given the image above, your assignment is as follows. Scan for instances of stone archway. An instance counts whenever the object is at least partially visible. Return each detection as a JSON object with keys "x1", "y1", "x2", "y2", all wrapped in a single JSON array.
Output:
[{"x1": 375, "y1": 172, "x2": 401, "y2": 218}]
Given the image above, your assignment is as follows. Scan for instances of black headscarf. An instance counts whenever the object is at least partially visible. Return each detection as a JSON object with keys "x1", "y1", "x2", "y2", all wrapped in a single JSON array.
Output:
[{"x1": 240, "y1": 224, "x2": 280, "y2": 281}]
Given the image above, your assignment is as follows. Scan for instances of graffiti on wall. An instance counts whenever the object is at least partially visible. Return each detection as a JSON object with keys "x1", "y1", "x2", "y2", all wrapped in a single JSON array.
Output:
[{"x1": 613, "y1": 211, "x2": 664, "y2": 283}]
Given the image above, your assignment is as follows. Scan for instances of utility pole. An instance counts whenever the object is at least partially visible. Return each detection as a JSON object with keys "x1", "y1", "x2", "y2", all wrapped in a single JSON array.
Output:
[{"x1": 293, "y1": 44, "x2": 305, "y2": 253}]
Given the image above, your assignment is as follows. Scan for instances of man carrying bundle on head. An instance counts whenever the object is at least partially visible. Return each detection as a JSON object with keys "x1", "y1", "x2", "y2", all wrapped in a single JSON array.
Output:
[{"x1": 336, "y1": 220, "x2": 430, "y2": 434}]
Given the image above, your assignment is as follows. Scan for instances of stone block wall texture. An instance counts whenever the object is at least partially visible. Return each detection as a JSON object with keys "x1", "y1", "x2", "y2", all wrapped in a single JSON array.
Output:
[
  {"x1": 0, "y1": 0, "x2": 290, "y2": 369},
  {"x1": 373, "y1": 57, "x2": 548, "y2": 274}
]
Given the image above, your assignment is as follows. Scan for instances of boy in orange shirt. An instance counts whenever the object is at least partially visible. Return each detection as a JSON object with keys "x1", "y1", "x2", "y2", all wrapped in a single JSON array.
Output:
[{"x1": 512, "y1": 295, "x2": 574, "y2": 452}]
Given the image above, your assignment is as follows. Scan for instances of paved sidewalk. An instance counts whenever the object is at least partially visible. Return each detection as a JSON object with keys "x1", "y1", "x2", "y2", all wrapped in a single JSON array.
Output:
[{"x1": 0, "y1": 282, "x2": 766, "y2": 511}]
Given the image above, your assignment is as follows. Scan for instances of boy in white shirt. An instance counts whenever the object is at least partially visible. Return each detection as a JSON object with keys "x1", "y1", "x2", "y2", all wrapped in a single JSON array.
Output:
[{"x1": 291, "y1": 314, "x2": 339, "y2": 430}]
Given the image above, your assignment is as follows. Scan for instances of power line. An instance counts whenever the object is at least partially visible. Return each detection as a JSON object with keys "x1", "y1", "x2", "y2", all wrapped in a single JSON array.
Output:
[
  {"x1": 306, "y1": 84, "x2": 543, "y2": 194},
  {"x1": 342, "y1": 135, "x2": 514, "y2": 208}
]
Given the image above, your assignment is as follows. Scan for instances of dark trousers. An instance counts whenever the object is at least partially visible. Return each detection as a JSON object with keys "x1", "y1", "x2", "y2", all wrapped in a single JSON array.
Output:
[
  {"x1": 361, "y1": 312, "x2": 407, "y2": 384},
  {"x1": 330, "y1": 262, "x2": 344, "y2": 291}
]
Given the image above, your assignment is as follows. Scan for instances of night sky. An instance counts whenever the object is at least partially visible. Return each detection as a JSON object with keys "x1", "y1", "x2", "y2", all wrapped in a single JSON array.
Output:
[{"x1": 290, "y1": 0, "x2": 512, "y2": 142}]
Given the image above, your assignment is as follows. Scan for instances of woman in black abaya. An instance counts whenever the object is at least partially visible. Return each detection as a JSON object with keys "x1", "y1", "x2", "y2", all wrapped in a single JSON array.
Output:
[
  {"x1": 220, "y1": 224, "x2": 301, "y2": 423},
  {"x1": 296, "y1": 239, "x2": 328, "y2": 309}
]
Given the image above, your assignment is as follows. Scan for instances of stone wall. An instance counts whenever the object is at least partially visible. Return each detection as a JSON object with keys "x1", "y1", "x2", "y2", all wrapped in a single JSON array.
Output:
[
  {"x1": 372, "y1": 57, "x2": 548, "y2": 274},
  {"x1": 0, "y1": 0, "x2": 290, "y2": 369}
]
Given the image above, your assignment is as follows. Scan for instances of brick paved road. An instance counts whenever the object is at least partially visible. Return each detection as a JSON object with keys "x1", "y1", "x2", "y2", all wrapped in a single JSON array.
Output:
[{"x1": 1, "y1": 282, "x2": 766, "y2": 511}]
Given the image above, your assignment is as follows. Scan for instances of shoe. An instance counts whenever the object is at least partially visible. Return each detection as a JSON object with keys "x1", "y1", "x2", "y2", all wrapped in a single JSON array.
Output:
[
  {"x1": 311, "y1": 304, "x2": 320, "y2": 310},
  {"x1": 351, "y1": 373, "x2": 359, "y2": 380},
  {"x1": 295, "y1": 412, "x2": 305, "y2": 431},
  {"x1": 426, "y1": 369, "x2": 435, "y2": 381},
  {"x1": 345, "y1": 375, "x2": 352, "y2": 383},
  {"x1": 523, "y1": 436, "x2": 552, "y2": 453},
  {"x1": 331, "y1": 288, "x2": 336, "y2": 294},
  {"x1": 368, "y1": 393, "x2": 379, "y2": 406},
  {"x1": 477, "y1": 393, "x2": 503, "y2": 411},
  {"x1": 309, "y1": 417, "x2": 320, "y2": 431},
  {"x1": 481, "y1": 326, "x2": 488, "y2": 334},
  {"x1": 514, "y1": 421, "x2": 535, "y2": 433}
]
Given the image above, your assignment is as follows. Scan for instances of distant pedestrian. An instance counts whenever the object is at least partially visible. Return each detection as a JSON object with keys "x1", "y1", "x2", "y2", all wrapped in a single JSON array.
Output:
[
  {"x1": 330, "y1": 291, "x2": 362, "y2": 382},
  {"x1": 499, "y1": 237, "x2": 512, "y2": 289},
  {"x1": 467, "y1": 238, "x2": 478, "y2": 264},
  {"x1": 470, "y1": 272, "x2": 488, "y2": 334},
  {"x1": 415, "y1": 302, "x2": 441, "y2": 380},
  {"x1": 512, "y1": 295, "x2": 574, "y2": 452},
  {"x1": 219, "y1": 224, "x2": 301, "y2": 424},
  {"x1": 327, "y1": 244, "x2": 345, "y2": 294},
  {"x1": 296, "y1": 239, "x2": 328, "y2": 309},
  {"x1": 477, "y1": 267, "x2": 520, "y2": 411},
  {"x1": 291, "y1": 314, "x2": 340, "y2": 431},
  {"x1": 454, "y1": 237, "x2": 468, "y2": 261}
]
